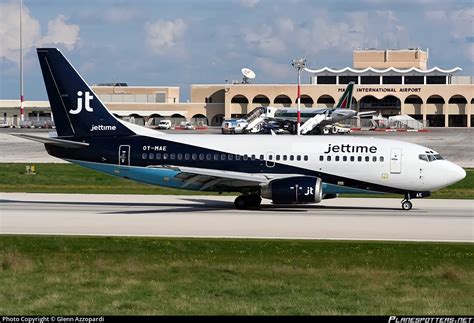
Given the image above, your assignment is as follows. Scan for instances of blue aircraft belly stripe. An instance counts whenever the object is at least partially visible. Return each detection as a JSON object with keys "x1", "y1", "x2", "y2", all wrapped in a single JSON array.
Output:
[
  {"x1": 70, "y1": 159, "x2": 381, "y2": 195},
  {"x1": 70, "y1": 159, "x2": 202, "y2": 190}
]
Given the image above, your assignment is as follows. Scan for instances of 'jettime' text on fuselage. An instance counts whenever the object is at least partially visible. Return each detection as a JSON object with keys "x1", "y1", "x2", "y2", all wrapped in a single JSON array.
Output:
[{"x1": 324, "y1": 144, "x2": 377, "y2": 154}]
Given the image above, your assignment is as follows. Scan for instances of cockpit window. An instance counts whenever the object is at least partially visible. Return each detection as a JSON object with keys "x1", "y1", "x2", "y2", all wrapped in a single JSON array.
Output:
[
  {"x1": 419, "y1": 154, "x2": 428, "y2": 162},
  {"x1": 419, "y1": 153, "x2": 444, "y2": 162}
]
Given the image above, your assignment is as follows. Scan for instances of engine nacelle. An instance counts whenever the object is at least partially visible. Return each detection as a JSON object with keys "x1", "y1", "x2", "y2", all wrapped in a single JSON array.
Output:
[{"x1": 261, "y1": 176, "x2": 323, "y2": 204}]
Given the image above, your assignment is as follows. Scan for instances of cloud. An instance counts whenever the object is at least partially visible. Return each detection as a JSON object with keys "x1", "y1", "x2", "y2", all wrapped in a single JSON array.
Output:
[
  {"x1": 255, "y1": 57, "x2": 292, "y2": 79},
  {"x1": 425, "y1": 8, "x2": 474, "y2": 63},
  {"x1": 240, "y1": 0, "x2": 260, "y2": 8},
  {"x1": 0, "y1": 1, "x2": 41, "y2": 63},
  {"x1": 78, "y1": 6, "x2": 142, "y2": 24},
  {"x1": 243, "y1": 25, "x2": 286, "y2": 55},
  {"x1": 425, "y1": 10, "x2": 447, "y2": 21},
  {"x1": 145, "y1": 19, "x2": 186, "y2": 55},
  {"x1": 0, "y1": 1, "x2": 80, "y2": 64},
  {"x1": 40, "y1": 15, "x2": 80, "y2": 50}
]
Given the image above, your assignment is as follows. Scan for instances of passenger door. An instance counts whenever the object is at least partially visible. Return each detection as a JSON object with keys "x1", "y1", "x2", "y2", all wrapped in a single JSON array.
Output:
[{"x1": 390, "y1": 148, "x2": 402, "y2": 174}]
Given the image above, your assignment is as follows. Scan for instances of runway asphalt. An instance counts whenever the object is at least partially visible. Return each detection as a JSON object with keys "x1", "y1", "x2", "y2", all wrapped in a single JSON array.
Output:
[{"x1": 1, "y1": 193, "x2": 472, "y2": 242}]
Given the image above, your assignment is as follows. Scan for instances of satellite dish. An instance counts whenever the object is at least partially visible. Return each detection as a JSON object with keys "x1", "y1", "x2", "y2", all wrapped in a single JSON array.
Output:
[{"x1": 241, "y1": 68, "x2": 256, "y2": 83}]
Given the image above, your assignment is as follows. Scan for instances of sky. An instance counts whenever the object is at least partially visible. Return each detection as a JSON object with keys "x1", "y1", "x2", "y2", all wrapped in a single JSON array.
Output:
[{"x1": 0, "y1": 0, "x2": 473, "y2": 101}]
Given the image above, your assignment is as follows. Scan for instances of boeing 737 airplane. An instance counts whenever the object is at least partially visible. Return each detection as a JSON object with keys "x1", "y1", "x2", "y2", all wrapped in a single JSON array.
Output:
[{"x1": 16, "y1": 48, "x2": 466, "y2": 210}]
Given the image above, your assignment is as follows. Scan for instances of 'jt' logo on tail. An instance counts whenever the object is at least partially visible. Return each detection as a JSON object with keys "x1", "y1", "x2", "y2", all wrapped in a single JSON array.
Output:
[{"x1": 70, "y1": 91, "x2": 94, "y2": 114}]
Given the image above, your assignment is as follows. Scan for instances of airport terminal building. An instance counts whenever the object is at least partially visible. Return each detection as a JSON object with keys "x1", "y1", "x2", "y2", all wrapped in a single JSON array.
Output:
[{"x1": 1, "y1": 48, "x2": 472, "y2": 128}]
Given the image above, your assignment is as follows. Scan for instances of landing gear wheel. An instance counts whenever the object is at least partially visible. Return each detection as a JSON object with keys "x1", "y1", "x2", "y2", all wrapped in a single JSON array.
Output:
[
  {"x1": 234, "y1": 195, "x2": 247, "y2": 209},
  {"x1": 401, "y1": 200, "x2": 412, "y2": 210},
  {"x1": 331, "y1": 126, "x2": 338, "y2": 134},
  {"x1": 234, "y1": 194, "x2": 262, "y2": 209},
  {"x1": 246, "y1": 194, "x2": 262, "y2": 208}
]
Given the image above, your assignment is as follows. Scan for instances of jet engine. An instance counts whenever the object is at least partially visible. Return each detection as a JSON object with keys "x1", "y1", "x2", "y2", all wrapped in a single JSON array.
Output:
[{"x1": 261, "y1": 176, "x2": 323, "y2": 204}]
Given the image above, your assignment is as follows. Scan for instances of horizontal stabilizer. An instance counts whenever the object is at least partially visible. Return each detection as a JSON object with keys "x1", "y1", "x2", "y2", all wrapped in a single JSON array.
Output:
[
  {"x1": 12, "y1": 134, "x2": 89, "y2": 149},
  {"x1": 358, "y1": 111, "x2": 378, "y2": 117}
]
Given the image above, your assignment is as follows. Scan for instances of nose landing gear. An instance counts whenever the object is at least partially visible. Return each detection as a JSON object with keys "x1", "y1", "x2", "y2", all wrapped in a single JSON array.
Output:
[
  {"x1": 401, "y1": 194, "x2": 412, "y2": 210},
  {"x1": 234, "y1": 194, "x2": 262, "y2": 209}
]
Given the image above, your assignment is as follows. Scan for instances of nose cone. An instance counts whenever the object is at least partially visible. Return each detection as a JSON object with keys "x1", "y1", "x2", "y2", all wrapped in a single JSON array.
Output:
[{"x1": 447, "y1": 163, "x2": 466, "y2": 186}]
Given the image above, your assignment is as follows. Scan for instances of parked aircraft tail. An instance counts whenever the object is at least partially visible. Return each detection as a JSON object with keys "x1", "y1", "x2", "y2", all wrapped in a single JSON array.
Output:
[
  {"x1": 36, "y1": 48, "x2": 134, "y2": 138},
  {"x1": 335, "y1": 82, "x2": 354, "y2": 109}
]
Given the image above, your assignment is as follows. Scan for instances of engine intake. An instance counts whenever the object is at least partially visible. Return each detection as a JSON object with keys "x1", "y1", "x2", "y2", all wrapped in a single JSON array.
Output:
[{"x1": 261, "y1": 176, "x2": 323, "y2": 204}]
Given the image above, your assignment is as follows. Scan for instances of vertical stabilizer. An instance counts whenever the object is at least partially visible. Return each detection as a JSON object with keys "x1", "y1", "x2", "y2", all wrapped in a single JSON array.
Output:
[
  {"x1": 335, "y1": 82, "x2": 354, "y2": 109},
  {"x1": 37, "y1": 48, "x2": 134, "y2": 138}
]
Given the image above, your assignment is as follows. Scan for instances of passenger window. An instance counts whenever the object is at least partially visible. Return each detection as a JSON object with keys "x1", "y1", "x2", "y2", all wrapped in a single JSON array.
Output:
[
  {"x1": 297, "y1": 155, "x2": 301, "y2": 161},
  {"x1": 350, "y1": 156, "x2": 355, "y2": 162},
  {"x1": 276, "y1": 155, "x2": 280, "y2": 161},
  {"x1": 335, "y1": 156, "x2": 339, "y2": 161},
  {"x1": 268, "y1": 155, "x2": 273, "y2": 161},
  {"x1": 357, "y1": 156, "x2": 362, "y2": 162},
  {"x1": 185, "y1": 153, "x2": 190, "y2": 160},
  {"x1": 235, "y1": 155, "x2": 241, "y2": 161},
  {"x1": 327, "y1": 156, "x2": 331, "y2": 161},
  {"x1": 343, "y1": 156, "x2": 347, "y2": 162},
  {"x1": 170, "y1": 153, "x2": 176, "y2": 160},
  {"x1": 380, "y1": 156, "x2": 384, "y2": 162},
  {"x1": 163, "y1": 153, "x2": 169, "y2": 160},
  {"x1": 243, "y1": 154, "x2": 248, "y2": 161},
  {"x1": 206, "y1": 153, "x2": 211, "y2": 160},
  {"x1": 372, "y1": 156, "x2": 376, "y2": 162},
  {"x1": 214, "y1": 154, "x2": 219, "y2": 160},
  {"x1": 142, "y1": 153, "x2": 147, "y2": 159},
  {"x1": 290, "y1": 155, "x2": 294, "y2": 161},
  {"x1": 251, "y1": 154, "x2": 256, "y2": 160},
  {"x1": 304, "y1": 155, "x2": 308, "y2": 161},
  {"x1": 228, "y1": 154, "x2": 233, "y2": 160},
  {"x1": 177, "y1": 153, "x2": 182, "y2": 160},
  {"x1": 192, "y1": 154, "x2": 197, "y2": 160},
  {"x1": 199, "y1": 153, "x2": 204, "y2": 160},
  {"x1": 260, "y1": 154, "x2": 264, "y2": 160},
  {"x1": 156, "y1": 153, "x2": 162, "y2": 160},
  {"x1": 283, "y1": 155, "x2": 287, "y2": 161},
  {"x1": 365, "y1": 156, "x2": 369, "y2": 162},
  {"x1": 319, "y1": 156, "x2": 324, "y2": 161},
  {"x1": 221, "y1": 154, "x2": 226, "y2": 160},
  {"x1": 148, "y1": 153, "x2": 154, "y2": 159}
]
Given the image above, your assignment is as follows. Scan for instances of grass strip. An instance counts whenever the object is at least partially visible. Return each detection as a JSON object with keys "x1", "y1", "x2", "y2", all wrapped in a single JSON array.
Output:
[{"x1": 0, "y1": 236, "x2": 472, "y2": 315}]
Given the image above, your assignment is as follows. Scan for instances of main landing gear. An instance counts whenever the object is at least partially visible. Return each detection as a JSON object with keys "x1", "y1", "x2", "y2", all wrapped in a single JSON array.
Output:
[
  {"x1": 234, "y1": 194, "x2": 262, "y2": 209},
  {"x1": 401, "y1": 194, "x2": 413, "y2": 211}
]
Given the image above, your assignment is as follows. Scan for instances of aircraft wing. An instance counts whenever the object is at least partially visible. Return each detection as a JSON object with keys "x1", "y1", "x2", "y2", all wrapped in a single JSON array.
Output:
[{"x1": 149, "y1": 165, "x2": 300, "y2": 191}]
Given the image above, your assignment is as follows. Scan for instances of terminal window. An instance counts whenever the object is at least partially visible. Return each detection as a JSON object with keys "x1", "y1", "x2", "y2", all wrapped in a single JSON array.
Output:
[
  {"x1": 360, "y1": 76, "x2": 380, "y2": 84},
  {"x1": 382, "y1": 76, "x2": 402, "y2": 84},
  {"x1": 317, "y1": 76, "x2": 337, "y2": 84},
  {"x1": 339, "y1": 76, "x2": 358, "y2": 84}
]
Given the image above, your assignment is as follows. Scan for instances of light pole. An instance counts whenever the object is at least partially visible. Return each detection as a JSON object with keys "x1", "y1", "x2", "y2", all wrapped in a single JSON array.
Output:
[
  {"x1": 20, "y1": 0, "x2": 24, "y2": 123},
  {"x1": 292, "y1": 58, "x2": 306, "y2": 135}
]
